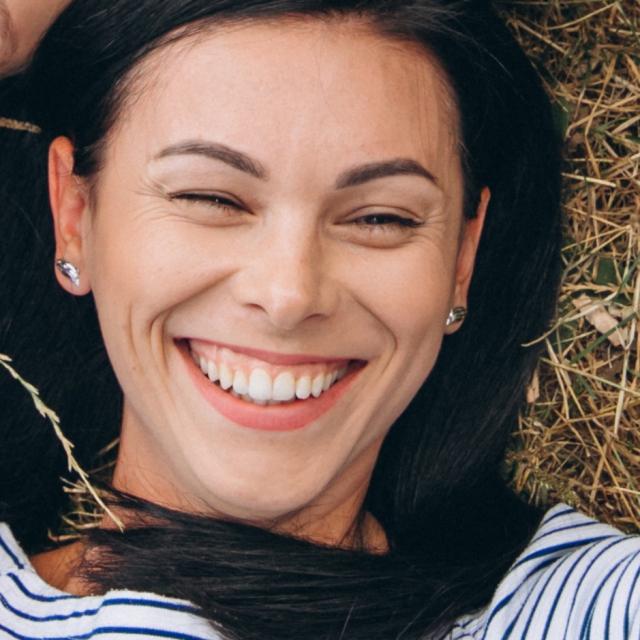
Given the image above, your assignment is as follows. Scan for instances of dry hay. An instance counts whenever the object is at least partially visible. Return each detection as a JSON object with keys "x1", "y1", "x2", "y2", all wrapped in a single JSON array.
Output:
[{"x1": 498, "y1": 0, "x2": 640, "y2": 532}]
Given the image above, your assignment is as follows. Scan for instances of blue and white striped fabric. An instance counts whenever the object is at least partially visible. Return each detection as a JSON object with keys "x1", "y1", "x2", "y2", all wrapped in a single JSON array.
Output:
[
  {"x1": 442, "y1": 503, "x2": 640, "y2": 639},
  {"x1": 1, "y1": 502, "x2": 639, "y2": 639},
  {"x1": 0, "y1": 524, "x2": 219, "y2": 639}
]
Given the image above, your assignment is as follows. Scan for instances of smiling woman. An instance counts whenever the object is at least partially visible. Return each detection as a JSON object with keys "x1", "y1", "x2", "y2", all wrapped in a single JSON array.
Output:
[
  {"x1": 1, "y1": 1, "x2": 634, "y2": 639},
  {"x1": 43, "y1": 17, "x2": 483, "y2": 528}
]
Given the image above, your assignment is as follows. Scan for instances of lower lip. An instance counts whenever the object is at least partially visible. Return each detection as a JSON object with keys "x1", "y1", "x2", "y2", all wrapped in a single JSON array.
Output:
[{"x1": 177, "y1": 340, "x2": 365, "y2": 432}]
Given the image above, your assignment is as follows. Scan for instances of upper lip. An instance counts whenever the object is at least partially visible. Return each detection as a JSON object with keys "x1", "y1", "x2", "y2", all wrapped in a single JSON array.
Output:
[{"x1": 182, "y1": 338, "x2": 357, "y2": 367}]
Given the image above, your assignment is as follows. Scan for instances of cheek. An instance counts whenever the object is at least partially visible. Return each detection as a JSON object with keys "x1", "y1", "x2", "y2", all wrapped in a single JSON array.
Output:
[
  {"x1": 349, "y1": 243, "x2": 455, "y2": 421},
  {"x1": 347, "y1": 243, "x2": 454, "y2": 343},
  {"x1": 87, "y1": 206, "x2": 229, "y2": 320}
]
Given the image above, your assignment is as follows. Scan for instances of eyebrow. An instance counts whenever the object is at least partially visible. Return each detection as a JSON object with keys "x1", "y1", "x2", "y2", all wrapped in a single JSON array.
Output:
[
  {"x1": 153, "y1": 141, "x2": 439, "y2": 189},
  {"x1": 154, "y1": 141, "x2": 267, "y2": 180},
  {"x1": 334, "y1": 158, "x2": 438, "y2": 189}
]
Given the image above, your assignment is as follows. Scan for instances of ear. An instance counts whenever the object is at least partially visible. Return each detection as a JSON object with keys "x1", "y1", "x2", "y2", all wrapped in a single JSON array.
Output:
[
  {"x1": 49, "y1": 136, "x2": 92, "y2": 295},
  {"x1": 445, "y1": 186, "x2": 491, "y2": 334}
]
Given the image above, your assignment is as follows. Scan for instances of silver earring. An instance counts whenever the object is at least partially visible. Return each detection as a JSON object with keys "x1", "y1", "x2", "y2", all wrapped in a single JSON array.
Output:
[
  {"x1": 55, "y1": 259, "x2": 81, "y2": 288},
  {"x1": 446, "y1": 306, "x2": 467, "y2": 326}
]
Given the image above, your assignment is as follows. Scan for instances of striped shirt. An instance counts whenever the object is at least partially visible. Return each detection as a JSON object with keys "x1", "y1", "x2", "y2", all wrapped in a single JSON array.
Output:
[{"x1": 1, "y1": 502, "x2": 639, "y2": 639}]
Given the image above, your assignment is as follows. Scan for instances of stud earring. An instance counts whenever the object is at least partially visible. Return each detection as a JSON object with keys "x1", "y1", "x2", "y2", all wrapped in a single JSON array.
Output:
[
  {"x1": 55, "y1": 259, "x2": 81, "y2": 288},
  {"x1": 446, "y1": 306, "x2": 467, "y2": 327}
]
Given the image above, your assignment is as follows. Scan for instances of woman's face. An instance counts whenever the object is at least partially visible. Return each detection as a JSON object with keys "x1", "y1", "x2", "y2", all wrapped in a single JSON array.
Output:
[{"x1": 50, "y1": 19, "x2": 487, "y2": 537}]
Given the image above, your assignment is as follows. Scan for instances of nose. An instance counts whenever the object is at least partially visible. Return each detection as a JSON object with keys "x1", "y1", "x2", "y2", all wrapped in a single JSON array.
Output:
[{"x1": 232, "y1": 225, "x2": 339, "y2": 332}]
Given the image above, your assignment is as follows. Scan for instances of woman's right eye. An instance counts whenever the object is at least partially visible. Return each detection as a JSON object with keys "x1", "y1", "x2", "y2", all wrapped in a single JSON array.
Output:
[{"x1": 169, "y1": 193, "x2": 243, "y2": 215}]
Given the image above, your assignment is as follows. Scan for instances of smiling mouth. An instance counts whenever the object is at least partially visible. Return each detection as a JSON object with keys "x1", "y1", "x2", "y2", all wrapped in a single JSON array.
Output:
[
  {"x1": 183, "y1": 338, "x2": 364, "y2": 407},
  {"x1": 175, "y1": 338, "x2": 367, "y2": 432}
]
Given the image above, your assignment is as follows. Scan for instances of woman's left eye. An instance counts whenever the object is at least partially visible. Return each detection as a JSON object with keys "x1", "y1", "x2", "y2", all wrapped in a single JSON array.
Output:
[{"x1": 350, "y1": 213, "x2": 424, "y2": 231}]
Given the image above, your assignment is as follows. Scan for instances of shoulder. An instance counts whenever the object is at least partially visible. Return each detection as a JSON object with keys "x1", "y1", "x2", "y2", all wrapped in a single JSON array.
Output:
[
  {"x1": 445, "y1": 503, "x2": 640, "y2": 640},
  {"x1": 0, "y1": 522, "x2": 219, "y2": 639}
]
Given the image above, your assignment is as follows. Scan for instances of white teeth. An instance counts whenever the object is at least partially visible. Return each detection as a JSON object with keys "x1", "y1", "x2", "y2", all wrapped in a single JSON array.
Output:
[
  {"x1": 207, "y1": 361, "x2": 218, "y2": 383},
  {"x1": 272, "y1": 372, "x2": 296, "y2": 402},
  {"x1": 190, "y1": 344, "x2": 354, "y2": 404},
  {"x1": 232, "y1": 370, "x2": 249, "y2": 395},
  {"x1": 219, "y1": 363, "x2": 234, "y2": 390},
  {"x1": 295, "y1": 375, "x2": 311, "y2": 400},
  {"x1": 249, "y1": 369, "x2": 272, "y2": 402},
  {"x1": 311, "y1": 374, "x2": 324, "y2": 398}
]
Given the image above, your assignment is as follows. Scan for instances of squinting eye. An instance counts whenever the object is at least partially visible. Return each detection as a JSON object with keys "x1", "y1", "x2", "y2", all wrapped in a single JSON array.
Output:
[
  {"x1": 351, "y1": 213, "x2": 424, "y2": 231},
  {"x1": 169, "y1": 193, "x2": 242, "y2": 214}
]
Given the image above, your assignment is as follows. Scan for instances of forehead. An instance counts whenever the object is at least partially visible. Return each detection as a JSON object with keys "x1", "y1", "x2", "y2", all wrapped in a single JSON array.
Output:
[{"x1": 112, "y1": 18, "x2": 461, "y2": 187}]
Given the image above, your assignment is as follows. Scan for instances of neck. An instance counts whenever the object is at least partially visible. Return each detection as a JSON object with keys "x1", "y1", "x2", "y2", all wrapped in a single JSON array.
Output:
[{"x1": 29, "y1": 538, "x2": 90, "y2": 596}]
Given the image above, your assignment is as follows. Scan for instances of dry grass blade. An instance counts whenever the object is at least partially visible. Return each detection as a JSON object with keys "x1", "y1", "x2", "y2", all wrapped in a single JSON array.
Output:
[
  {"x1": 0, "y1": 354, "x2": 124, "y2": 532},
  {"x1": 0, "y1": 117, "x2": 42, "y2": 134}
]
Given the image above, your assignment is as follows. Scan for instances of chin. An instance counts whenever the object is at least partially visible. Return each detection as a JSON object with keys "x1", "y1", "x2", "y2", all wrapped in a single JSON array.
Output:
[{"x1": 190, "y1": 461, "x2": 336, "y2": 524}]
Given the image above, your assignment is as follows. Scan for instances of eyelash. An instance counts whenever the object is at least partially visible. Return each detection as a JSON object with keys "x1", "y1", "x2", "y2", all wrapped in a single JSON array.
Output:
[
  {"x1": 170, "y1": 193, "x2": 240, "y2": 214},
  {"x1": 351, "y1": 213, "x2": 423, "y2": 231},
  {"x1": 170, "y1": 193, "x2": 423, "y2": 231}
]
